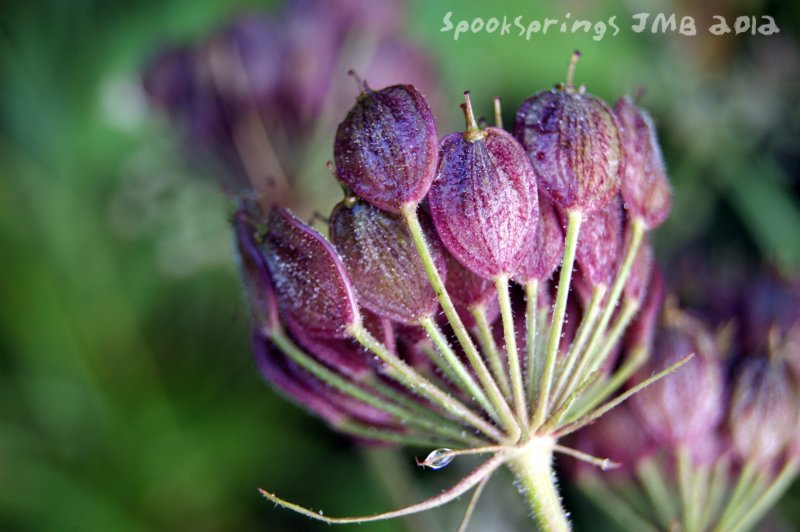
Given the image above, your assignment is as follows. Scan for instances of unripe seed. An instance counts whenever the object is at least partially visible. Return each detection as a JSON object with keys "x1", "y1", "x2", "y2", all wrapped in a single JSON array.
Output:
[
  {"x1": 514, "y1": 74, "x2": 621, "y2": 214},
  {"x1": 614, "y1": 95, "x2": 671, "y2": 230},
  {"x1": 330, "y1": 200, "x2": 445, "y2": 325},
  {"x1": 429, "y1": 92, "x2": 538, "y2": 280},
  {"x1": 262, "y1": 207, "x2": 360, "y2": 338},
  {"x1": 334, "y1": 83, "x2": 438, "y2": 213}
]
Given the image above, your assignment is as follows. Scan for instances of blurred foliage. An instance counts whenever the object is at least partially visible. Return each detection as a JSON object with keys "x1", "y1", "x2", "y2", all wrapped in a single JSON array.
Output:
[{"x1": 1, "y1": 0, "x2": 799, "y2": 530}]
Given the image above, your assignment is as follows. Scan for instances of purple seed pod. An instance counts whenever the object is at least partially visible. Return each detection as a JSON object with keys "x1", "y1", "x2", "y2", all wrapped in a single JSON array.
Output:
[
  {"x1": 614, "y1": 95, "x2": 671, "y2": 230},
  {"x1": 513, "y1": 194, "x2": 564, "y2": 284},
  {"x1": 623, "y1": 231, "x2": 654, "y2": 304},
  {"x1": 631, "y1": 310, "x2": 725, "y2": 447},
  {"x1": 233, "y1": 209, "x2": 280, "y2": 334},
  {"x1": 262, "y1": 207, "x2": 360, "y2": 338},
  {"x1": 334, "y1": 84, "x2": 438, "y2": 213},
  {"x1": 329, "y1": 200, "x2": 444, "y2": 325},
  {"x1": 574, "y1": 196, "x2": 624, "y2": 288},
  {"x1": 429, "y1": 94, "x2": 538, "y2": 280},
  {"x1": 729, "y1": 355, "x2": 799, "y2": 467},
  {"x1": 514, "y1": 83, "x2": 621, "y2": 214},
  {"x1": 625, "y1": 266, "x2": 665, "y2": 352}
]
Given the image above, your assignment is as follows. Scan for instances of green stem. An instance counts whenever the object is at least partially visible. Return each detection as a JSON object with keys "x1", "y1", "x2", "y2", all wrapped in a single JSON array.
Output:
[
  {"x1": 580, "y1": 475, "x2": 659, "y2": 532},
  {"x1": 580, "y1": 219, "x2": 645, "y2": 373},
  {"x1": 699, "y1": 457, "x2": 730, "y2": 531},
  {"x1": 714, "y1": 460, "x2": 758, "y2": 531},
  {"x1": 420, "y1": 343, "x2": 470, "y2": 396},
  {"x1": 496, "y1": 274, "x2": 528, "y2": 425},
  {"x1": 636, "y1": 457, "x2": 678, "y2": 528},
  {"x1": 351, "y1": 324, "x2": 505, "y2": 442},
  {"x1": 581, "y1": 298, "x2": 640, "y2": 382},
  {"x1": 570, "y1": 345, "x2": 648, "y2": 422},
  {"x1": 524, "y1": 280, "x2": 539, "y2": 407},
  {"x1": 506, "y1": 437, "x2": 571, "y2": 532},
  {"x1": 533, "y1": 210, "x2": 582, "y2": 429},
  {"x1": 551, "y1": 284, "x2": 607, "y2": 406},
  {"x1": 725, "y1": 459, "x2": 799, "y2": 532},
  {"x1": 420, "y1": 317, "x2": 496, "y2": 420},
  {"x1": 676, "y1": 446, "x2": 694, "y2": 532},
  {"x1": 366, "y1": 375, "x2": 483, "y2": 446},
  {"x1": 402, "y1": 203, "x2": 520, "y2": 441},
  {"x1": 270, "y1": 331, "x2": 473, "y2": 444},
  {"x1": 471, "y1": 305, "x2": 511, "y2": 398}
]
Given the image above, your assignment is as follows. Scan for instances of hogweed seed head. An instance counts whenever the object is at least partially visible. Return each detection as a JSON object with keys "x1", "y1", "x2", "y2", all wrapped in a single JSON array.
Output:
[
  {"x1": 514, "y1": 56, "x2": 621, "y2": 214},
  {"x1": 334, "y1": 83, "x2": 438, "y2": 212},
  {"x1": 429, "y1": 92, "x2": 538, "y2": 280},
  {"x1": 148, "y1": 40, "x2": 800, "y2": 530}
]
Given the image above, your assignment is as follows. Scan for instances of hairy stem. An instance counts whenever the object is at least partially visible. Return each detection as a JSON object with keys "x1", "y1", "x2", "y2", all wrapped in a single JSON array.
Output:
[
  {"x1": 533, "y1": 209, "x2": 582, "y2": 429},
  {"x1": 420, "y1": 317, "x2": 496, "y2": 420},
  {"x1": 496, "y1": 274, "x2": 528, "y2": 426},
  {"x1": 552, "y1": 284, "x2": 606, "y2": 405},
  {"x1": 270, "y1": 330, "x2": 474, "y2": 444},
  {"x1": 471, "y1": 305, "x2": 512, "y2": 399},
  {"x1": 524, "y1": 280, "x2": 539, "y2": 407},
  {"x1": 351, "y1": 324, "x2": 505, "y2": 442},
  {"x1": 506, "y1": 437, "x2": 571, "y2": 532},
  {"x1": 402, "y1": 203, "x2": 520, "y2": 441}
]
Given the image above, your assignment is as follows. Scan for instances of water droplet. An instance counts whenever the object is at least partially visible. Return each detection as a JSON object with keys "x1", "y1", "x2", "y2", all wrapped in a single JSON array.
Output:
[{"x1": 423, "y1": 448, "x2": 454, "y2": 469}]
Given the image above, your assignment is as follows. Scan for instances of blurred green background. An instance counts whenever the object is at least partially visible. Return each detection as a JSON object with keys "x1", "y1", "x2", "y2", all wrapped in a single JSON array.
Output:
[{"x1": 1, "y1": 0, "x2": 799, "y2": 530}]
